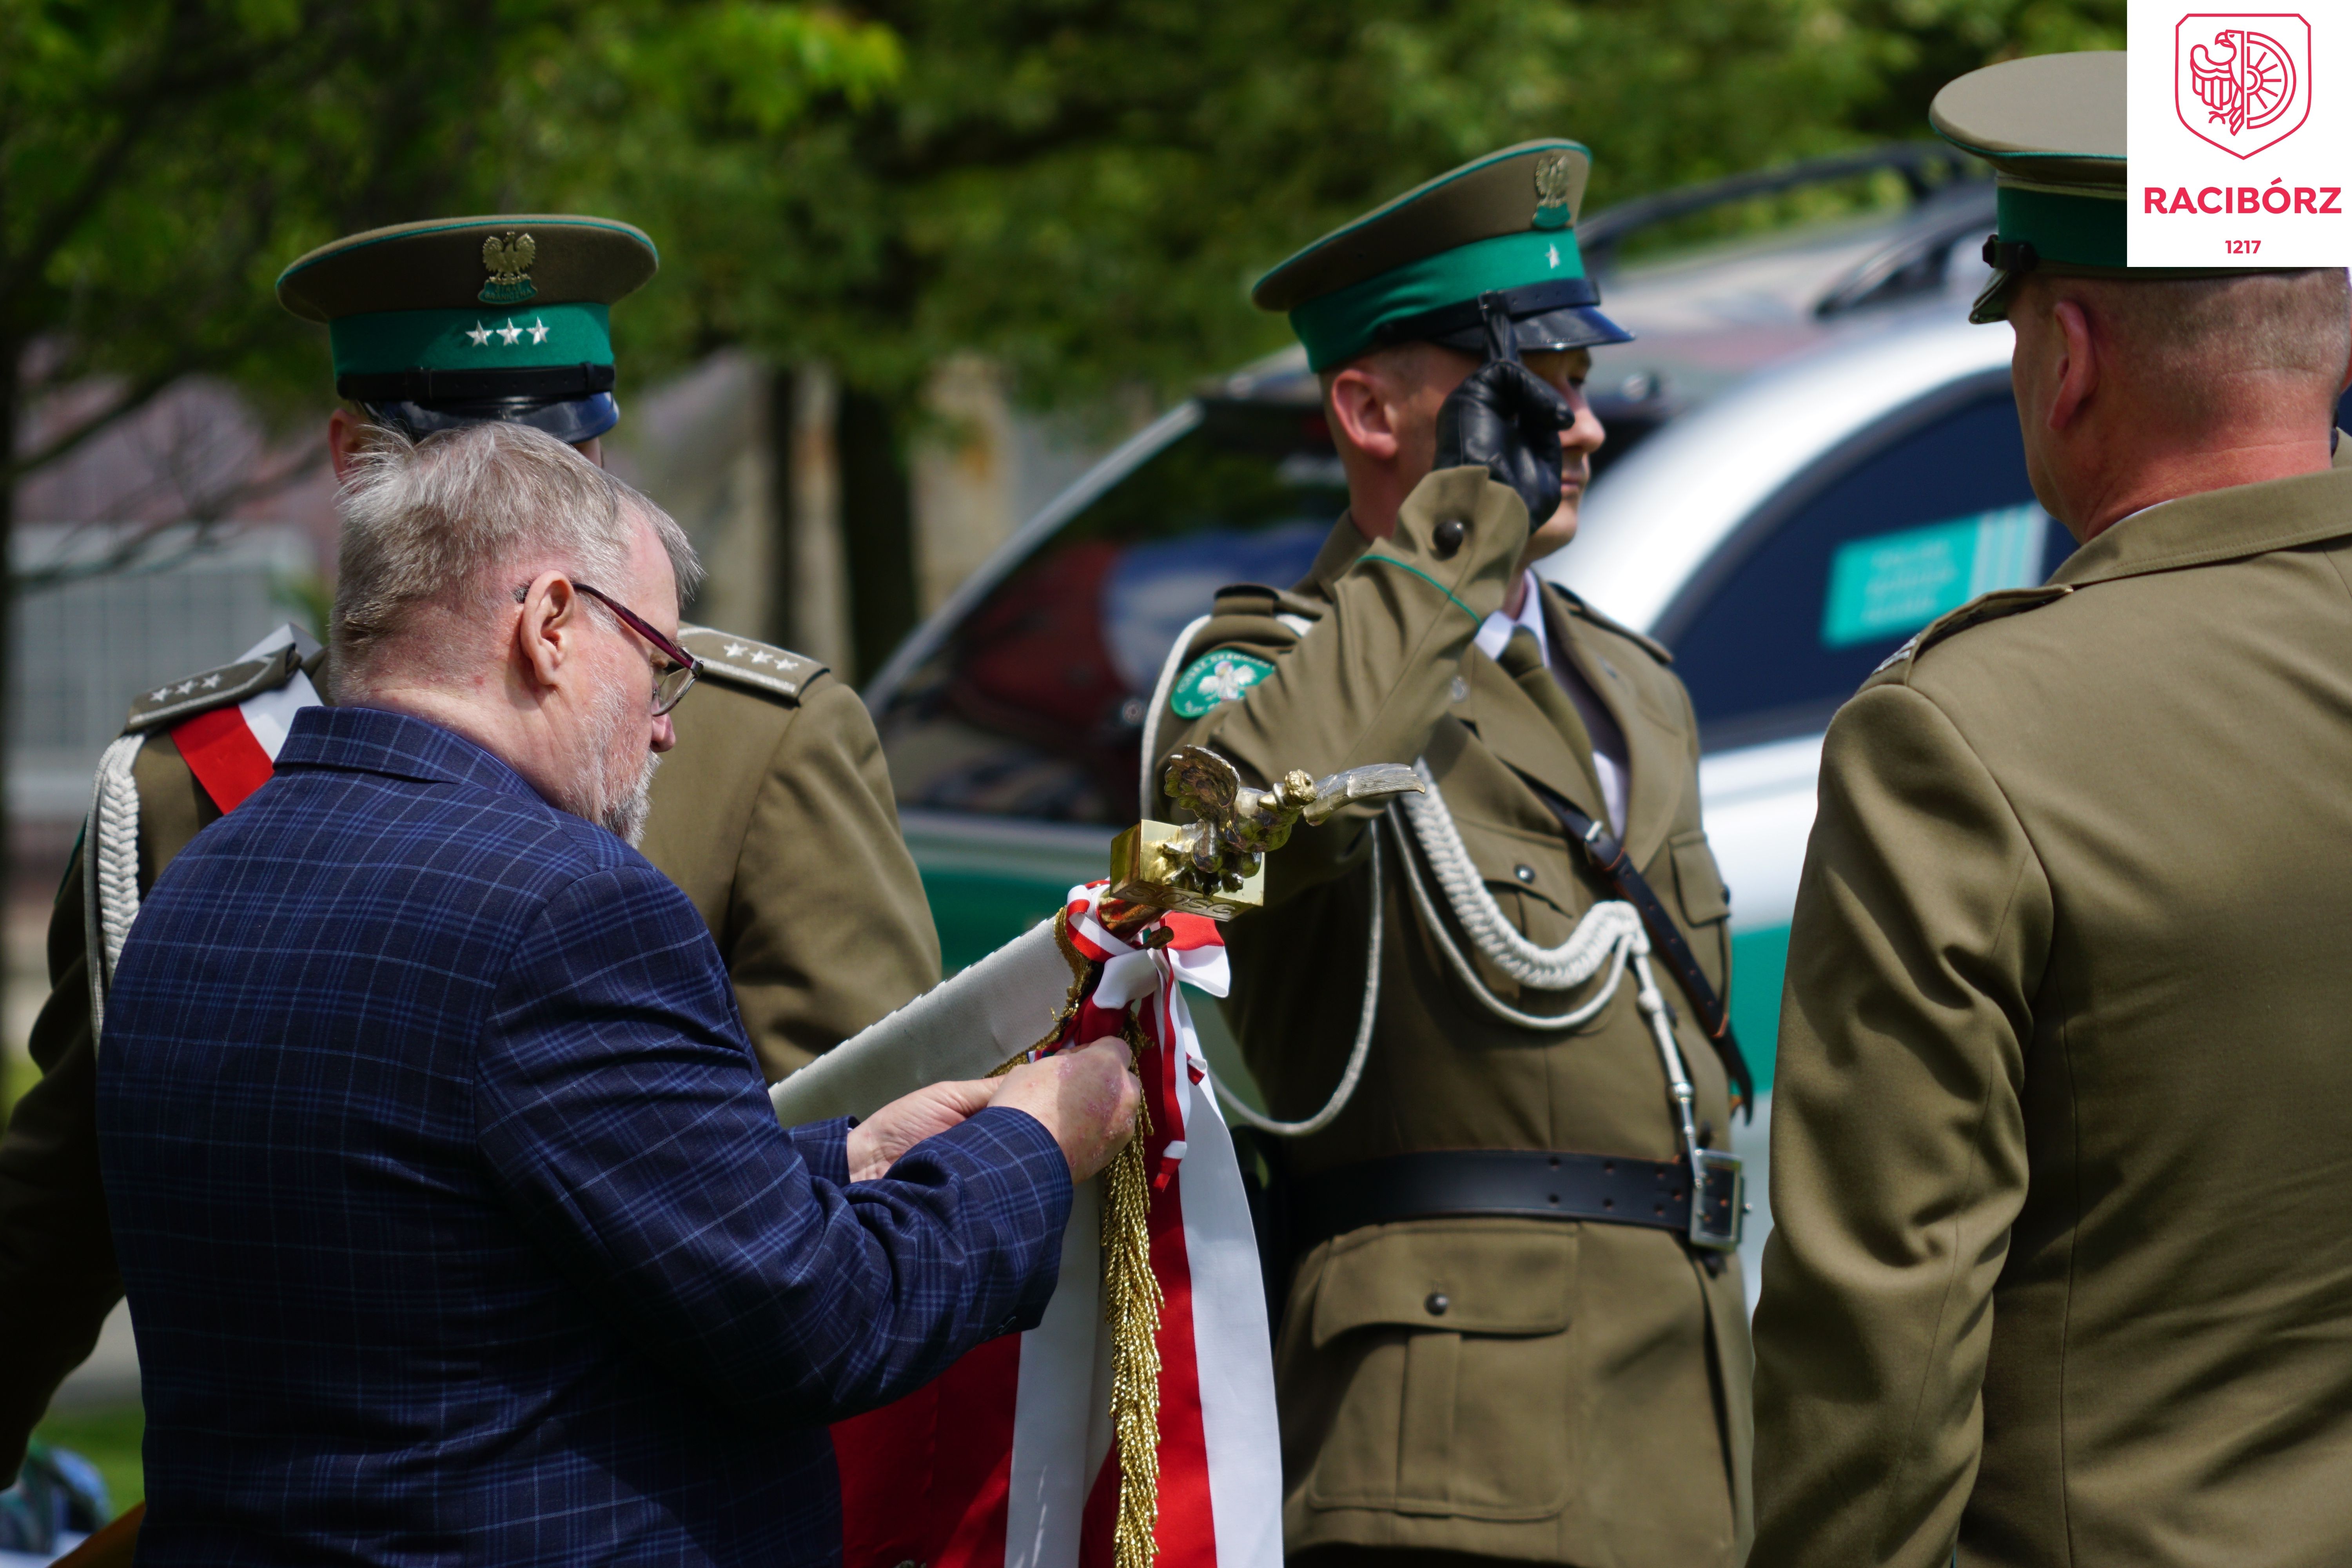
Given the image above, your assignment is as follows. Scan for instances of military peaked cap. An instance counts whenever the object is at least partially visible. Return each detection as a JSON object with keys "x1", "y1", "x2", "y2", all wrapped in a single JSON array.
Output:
[
  {"x1": 1253, "y1": 140, "x2": 1632, "y2": 371},
  {"x1": 1932, "y1": 52, "x2": 2286, "y2": 323},
  {"x1": 277, "y1": 214, "x2": 659, "y2": 442}
]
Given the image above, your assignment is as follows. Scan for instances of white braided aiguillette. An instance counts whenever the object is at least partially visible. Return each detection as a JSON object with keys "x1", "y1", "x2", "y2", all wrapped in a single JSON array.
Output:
[
  {"x1": 1395, "y1": 760, "x2": 1643, "y2": 998},
  {"x1": 85, "y1": 732, "x2": 146, "y2": 1036}
]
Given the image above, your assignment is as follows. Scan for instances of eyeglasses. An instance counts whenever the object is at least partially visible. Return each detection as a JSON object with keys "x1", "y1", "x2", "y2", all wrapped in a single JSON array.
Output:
[{"x1": 573, "y1": 583, "x2": 702, "y2": 715}]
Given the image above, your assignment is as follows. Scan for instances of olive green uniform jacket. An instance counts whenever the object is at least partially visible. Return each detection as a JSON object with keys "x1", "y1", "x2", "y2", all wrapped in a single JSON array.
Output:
[
  {"x1": 1752, "y1": 456, "x2": 2352, "y2": 1567},
  {"x1": 1158, "y1": 466, "x2": 1751, "y2": 1568},
  {"x1": 0, "y1": 627, "x2": 939, "y2": 1473}
]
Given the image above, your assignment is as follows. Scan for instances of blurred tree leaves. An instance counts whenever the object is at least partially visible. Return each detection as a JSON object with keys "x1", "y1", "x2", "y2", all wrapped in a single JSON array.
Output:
[
  {"x1": 535, "y1": 0, "x2": 2121, "y2": 411},
  {"x1": 4, "y1": 0, "x2": 2127, "y2": 454},
  {"x1": 0, "y1": 0, "x2": 899, "y2": 481},
  {"x1": 4, "y1": 0, "x2": 524, "y2": 479}
]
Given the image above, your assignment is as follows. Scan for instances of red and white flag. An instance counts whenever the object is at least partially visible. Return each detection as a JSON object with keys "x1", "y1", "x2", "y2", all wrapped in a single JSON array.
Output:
[{"x1": 833, "y1": 882, "x2": 1282, "y2": 1568}]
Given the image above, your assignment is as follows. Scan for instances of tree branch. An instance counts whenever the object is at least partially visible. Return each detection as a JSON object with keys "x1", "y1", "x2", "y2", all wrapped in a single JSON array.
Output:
[{"x1": 4, "y1": 366, "x2": 194, "y2": 487}]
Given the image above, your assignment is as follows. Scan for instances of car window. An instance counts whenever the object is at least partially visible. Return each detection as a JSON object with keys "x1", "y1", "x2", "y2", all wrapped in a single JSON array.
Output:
[
  {"x1": 878, "y1": 401, "x2": 1347, "y2": 824},
  {"x1": 1660, "y1": 389, "x2": 2074, "y2": 751}
]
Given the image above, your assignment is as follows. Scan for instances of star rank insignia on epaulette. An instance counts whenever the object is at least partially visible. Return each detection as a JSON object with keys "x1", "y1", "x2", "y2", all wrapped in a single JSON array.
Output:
[
  {"x1": 677, "y1": 626, "x2": 823, "y2": 702},
  {"x1": 123, "y1": 644, "x2": 307, "y2": 732}
]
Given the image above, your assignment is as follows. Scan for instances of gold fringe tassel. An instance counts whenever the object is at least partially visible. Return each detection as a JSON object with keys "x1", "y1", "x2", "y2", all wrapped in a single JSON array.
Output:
[{"x1": 1101, "y1": 1086, "x2": 1162, "y2": 1568}]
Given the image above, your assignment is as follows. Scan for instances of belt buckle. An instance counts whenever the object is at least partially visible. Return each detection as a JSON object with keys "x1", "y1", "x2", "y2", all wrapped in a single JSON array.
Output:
[{"x1": 1687, "y1": 1147, "x2": 1745, "y2": 1252}]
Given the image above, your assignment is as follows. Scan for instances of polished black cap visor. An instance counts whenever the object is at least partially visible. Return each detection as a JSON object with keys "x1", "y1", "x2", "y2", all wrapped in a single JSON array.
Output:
[
  {"x1": 1375, "y1": 278, "x2": 1635, "y2": 358},
  {"x1": 363, "y1": 390, "x2": 621, "y2": 445},
  {"x1": 1427, "y1": 303, "x2": 1633, "y2": 357}
]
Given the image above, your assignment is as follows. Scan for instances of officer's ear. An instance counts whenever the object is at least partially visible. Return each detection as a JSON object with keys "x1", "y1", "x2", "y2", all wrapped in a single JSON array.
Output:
[
  {"x1": 513, "y1": 572, "x2": 585, "y2": 692},
  {"x1": 1325, "y1": 360, "x2": 1404, "y2": 463},
  {"x1": 2044, "y1": 296, "x2": 2101, "y2": 434},
  {"x1": 327, "y1": 406, "x2": 381, "y2": 485}
]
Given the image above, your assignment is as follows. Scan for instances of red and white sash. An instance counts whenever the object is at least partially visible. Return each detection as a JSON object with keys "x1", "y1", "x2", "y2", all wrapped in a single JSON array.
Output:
[
  {"x1": 173, "y1": 627, "x2": 322, "y2": 812},
  {"x1": 833, "y1": 883, "x2": 1281, "y2": 1568}
]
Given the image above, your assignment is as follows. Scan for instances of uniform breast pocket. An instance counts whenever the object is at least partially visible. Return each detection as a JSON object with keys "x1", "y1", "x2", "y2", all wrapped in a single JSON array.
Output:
[
  {"x1": 1667, "y1": 830, "x2": 1730, "y2": 927},
  {"x1": 1287, "y1": 1220, "x2": 1577, "y2": 1522}
]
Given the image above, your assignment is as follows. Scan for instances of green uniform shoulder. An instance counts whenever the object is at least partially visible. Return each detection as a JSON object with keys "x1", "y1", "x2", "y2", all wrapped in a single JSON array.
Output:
[
  {"x1": 677, "y1": 625, "x2": 826, "y2": 705},
  {"x1": 1550, "y1": 584, "x2": 1672, "y2": 665},
  {"x1": 122, "y1": 644, "x2": 308, "y2": 733},
  {"x1": 1862, "y1": 584, "x2": 2075, "y2": 691}
]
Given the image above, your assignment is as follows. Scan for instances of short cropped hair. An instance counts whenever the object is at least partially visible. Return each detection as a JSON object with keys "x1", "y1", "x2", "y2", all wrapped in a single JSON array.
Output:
[
  {"x1": 330, "y1": 421, "x2": 700, "y2": 697},
  {"x1": 2056, "y1": 269, "x2": 2352, "y2": 423}
]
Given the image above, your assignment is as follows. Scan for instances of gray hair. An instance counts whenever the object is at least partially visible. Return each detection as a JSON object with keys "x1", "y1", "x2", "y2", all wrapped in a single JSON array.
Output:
[
  {"x1": 330, "y1": 421, "x2": 701, "y2": 698},
  {"x1": 2052, "y1": 269, "x2": 2352, "y2": 424}
]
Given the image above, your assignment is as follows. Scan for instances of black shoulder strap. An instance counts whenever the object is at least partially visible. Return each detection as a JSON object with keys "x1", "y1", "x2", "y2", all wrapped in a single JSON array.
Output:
[{"x1": 1509, "y1": 768, "x2": 1755, "y2": 1116}]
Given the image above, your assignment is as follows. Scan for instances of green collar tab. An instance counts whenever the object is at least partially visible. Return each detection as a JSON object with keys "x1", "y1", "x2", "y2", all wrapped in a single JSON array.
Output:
[
  {"x1": 1996, "y1": 184, "x2": 2125, "y2": 269},
  {"x1": 1290, "y1": 227, "x2": 1591, "y2": 372},
  {"x1": 328, "y1": 303, "x2": 613, "y2": 379}
]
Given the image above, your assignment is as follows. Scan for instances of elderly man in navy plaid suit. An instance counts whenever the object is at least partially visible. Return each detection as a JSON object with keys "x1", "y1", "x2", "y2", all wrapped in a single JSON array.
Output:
[{"x1": 94, "y1": 421, "x2": 1140, "y2": 1566}]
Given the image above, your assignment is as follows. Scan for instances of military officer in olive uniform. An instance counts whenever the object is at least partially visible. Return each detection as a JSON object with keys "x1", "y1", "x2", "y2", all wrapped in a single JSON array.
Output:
[
  {"x1": 0, "y1": 215, "x2": 942, "y2": 1475},
  {"x1": 1154, "y1": 142, "x2": 1753, "y2": 1568},
  {"x1": 1750, "y1": 54, "x2": 2352, "y2": 1566}
]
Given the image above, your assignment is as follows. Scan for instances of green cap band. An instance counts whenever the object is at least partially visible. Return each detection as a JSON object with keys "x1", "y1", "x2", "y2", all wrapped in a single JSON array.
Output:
[
  {"x1": 1996, "y1": 184, "x2": 2126, "y2": 269},
  {"x1": 328, "y1": 303, "x2": 613, "y2": 379},
  {"x1": 1290, "y1": 227, "x2": 1590, "y2": 372}
]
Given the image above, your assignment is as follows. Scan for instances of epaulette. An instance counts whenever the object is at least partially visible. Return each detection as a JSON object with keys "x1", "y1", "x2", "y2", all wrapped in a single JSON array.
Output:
[
  {"x1": 1869, "y1": 585, "x2": 2075, "y2": 682},
  {"x1": 1211, "y1": 582, "x2": 1325, "y2": 622},
  {"x1": 678, "y1": 625, "x2": 824, "y2": 703},
  {"x1": 123, "y1": 644, "x2": 306, "y2": 733},
  {"x1": 1184, "y1": 584, "x2": 1323, "y2": 661},
  {"x1": 1551, "y1": 584, "x2": 1673, "y2": 665}
]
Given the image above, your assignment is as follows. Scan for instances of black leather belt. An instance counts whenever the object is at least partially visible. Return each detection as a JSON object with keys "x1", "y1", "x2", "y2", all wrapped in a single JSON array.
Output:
[{"x1": 1290, "y1": 1148, "x2": 1735, "y2": 1253}]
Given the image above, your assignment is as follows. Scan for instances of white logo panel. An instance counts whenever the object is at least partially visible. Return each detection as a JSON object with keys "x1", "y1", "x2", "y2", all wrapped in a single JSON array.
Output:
[{"x1": 2129, "y1": 3, "x2": 2352, "y2": 265}]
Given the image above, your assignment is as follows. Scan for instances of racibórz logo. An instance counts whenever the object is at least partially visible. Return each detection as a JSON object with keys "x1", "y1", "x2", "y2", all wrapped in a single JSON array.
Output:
[{"x1": 2178, "y1": 14, "x2": 2312, "y2": 157}]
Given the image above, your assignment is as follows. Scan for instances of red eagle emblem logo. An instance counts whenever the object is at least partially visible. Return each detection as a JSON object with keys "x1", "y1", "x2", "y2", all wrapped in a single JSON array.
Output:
[{"x1": 2177, "y1": 14, "x2": 2312, "y2": 158}]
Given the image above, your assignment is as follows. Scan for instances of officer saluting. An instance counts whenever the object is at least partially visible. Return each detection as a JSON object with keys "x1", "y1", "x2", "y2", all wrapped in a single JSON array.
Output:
[
  {"x1": 1155, "y1": 143, "x2": 1752, "y2": 1568},
  {"x1": 0, "y1": 216, "x2": 942, "y2": 1473},
  {"x1": 1751, "y1": 54, "x2": 2352, "y2": 1565}
]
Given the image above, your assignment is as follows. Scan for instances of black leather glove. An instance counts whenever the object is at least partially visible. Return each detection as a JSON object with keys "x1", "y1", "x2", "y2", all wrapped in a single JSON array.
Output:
[{"x1": 1431, "y1": 294, "x2": 1577, "y2": 532}]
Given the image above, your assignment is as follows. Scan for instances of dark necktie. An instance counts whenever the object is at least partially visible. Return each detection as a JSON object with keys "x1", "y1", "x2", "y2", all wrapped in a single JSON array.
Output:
[{"x1": 1494, "y1": 626, "x2": 1609, "y2": 814}]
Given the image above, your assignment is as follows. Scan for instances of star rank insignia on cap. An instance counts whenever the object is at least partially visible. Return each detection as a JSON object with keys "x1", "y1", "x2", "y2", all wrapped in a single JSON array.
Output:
[
  {"x1": 480, "y1": 231, "x2": 537, "y2": 304},
  {"x1": 276, "y1": 214, "x2": 655, "y2": 443}
]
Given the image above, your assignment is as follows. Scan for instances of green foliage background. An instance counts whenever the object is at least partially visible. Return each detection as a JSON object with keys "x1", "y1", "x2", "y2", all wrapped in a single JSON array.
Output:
[
  {"x1": 4, "y1": 0, "x2": 2125, "y2": 452},
  {"x1": 557, "y1": 0, "x2": 2127, "y2": 408}
]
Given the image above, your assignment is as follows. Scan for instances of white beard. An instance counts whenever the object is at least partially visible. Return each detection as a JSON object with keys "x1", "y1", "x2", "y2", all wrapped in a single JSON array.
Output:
[
  {"x1": 600, "y1": 750, "x2": 660, "y2": 847},
  {"x1": 566, "y1": 678, "x2": 662, "y2": 846}
]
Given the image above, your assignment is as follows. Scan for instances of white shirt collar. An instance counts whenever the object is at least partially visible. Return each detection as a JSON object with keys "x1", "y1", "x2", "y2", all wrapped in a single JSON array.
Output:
[{"x1": 1474, "y1": 572, "x2": 1549, "y2": 666}]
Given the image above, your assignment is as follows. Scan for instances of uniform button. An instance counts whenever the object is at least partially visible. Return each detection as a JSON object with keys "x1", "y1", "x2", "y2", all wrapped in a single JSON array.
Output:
[
  {"x1": 1424, "y1": 1292, "x2": 1450, "y2": 1317},
  {"x1": 1514, "y1": 864, "x2": 1535, "y2": 883},
  {"x1": 1449, "y1": 674, "x2": 1470, "y2": 704},
  {"x1": 1432, "y1": 518, "x2": 1466, "y2": 558}
]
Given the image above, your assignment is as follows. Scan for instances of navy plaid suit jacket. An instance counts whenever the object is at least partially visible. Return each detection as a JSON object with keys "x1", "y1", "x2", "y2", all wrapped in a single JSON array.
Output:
[{"x1": 97, "y1": 705, "x2": 1071, "y2": 1566}]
